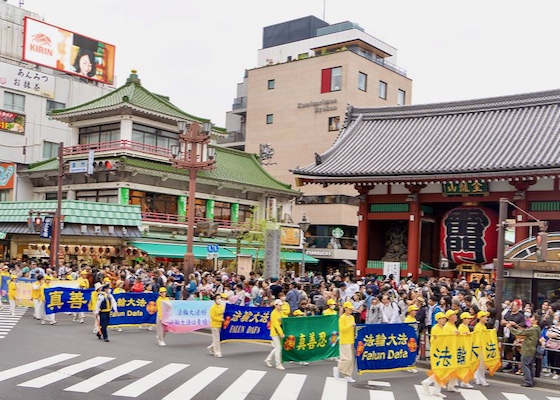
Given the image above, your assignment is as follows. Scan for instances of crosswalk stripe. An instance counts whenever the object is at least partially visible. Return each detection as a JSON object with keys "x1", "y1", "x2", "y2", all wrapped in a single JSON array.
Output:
[
  {"x1": 0, "y1": 353, "x2": 79, "y2": 383},
  {"x1": 216, "y1": 369, "x2": 267, "y2": 400},
  {"x1": 322, "y1": 377, "x2": 347, "y2": 400},
  {"x1": 503, "y1": 394, "x2": 531, "y2": 400},
  {"x1": 270, "y1": 373, "x2": 307, "y2": 400},
  {"x1": 63, "y1": 360, "x2": 152, "y2": 393},
  {"x1": 548, "y1": 397, "x2": 560, "y2": 400},
  {"x1": 163, "y1": 366, "x2": 227, "y2": 400},
  {"x1": 414, "y1": 384, "x2": 439, "y2": 400},
  {"x1": 370, "y1": 390, "x2": 395, "y2": 400},
  {"x1": 18, "y1": 356, "x2": 115, "y2": 388},
  {"x1": 459, "y1": 389, "x2": 489, "y2": 399},
  {"x1": 368, "y1": 380, "x2": 391, "y2": 387},
  {"x1": 112, "y1": 363, "x2": 189, "y2": 398}
]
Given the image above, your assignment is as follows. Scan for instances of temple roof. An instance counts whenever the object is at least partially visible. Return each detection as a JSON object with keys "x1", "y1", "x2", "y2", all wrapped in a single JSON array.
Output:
[{"x1": 293, "y1": 89, "x2": 560, "y2": 184}]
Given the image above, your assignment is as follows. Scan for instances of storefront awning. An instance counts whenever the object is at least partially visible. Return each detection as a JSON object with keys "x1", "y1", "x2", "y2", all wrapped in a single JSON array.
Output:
[
  {"x1": 131, "y1": 241, "x2": 236, "y2": 260},
  {"x1": 231, "y1": 248, "x2": 319, "y2": 264}
]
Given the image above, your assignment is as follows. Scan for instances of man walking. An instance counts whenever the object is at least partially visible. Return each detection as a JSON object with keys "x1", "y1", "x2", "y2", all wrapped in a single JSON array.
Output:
[{"x1": 95, "y1": 283, "x2": 118, "y2": 342}]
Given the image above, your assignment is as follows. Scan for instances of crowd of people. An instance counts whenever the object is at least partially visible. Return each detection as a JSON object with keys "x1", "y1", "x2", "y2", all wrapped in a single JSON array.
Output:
[{"x1": 2, "y1": 259, "x2": 560, "y2": 388}]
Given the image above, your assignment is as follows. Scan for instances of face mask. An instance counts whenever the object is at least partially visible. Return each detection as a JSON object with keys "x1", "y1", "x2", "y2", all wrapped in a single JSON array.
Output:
[
  {"x1": 524, "y1": 312, "x2": 531, "y2": 318},
  {"x1": 280, "y1": 297, "x2": 286, "y2": 301},
  {"x1": 329, "y1": 305, "x2": 336, "y2": 309},
  {"x1": 554, "y1": 319, "x2": 559, "y2": 325},
  {"x1": 216, "y1": 299, "x2": 223, "y2": 305}
]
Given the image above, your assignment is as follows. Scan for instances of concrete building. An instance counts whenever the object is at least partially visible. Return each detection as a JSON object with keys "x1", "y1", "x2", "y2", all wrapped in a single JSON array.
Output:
[{"x1": 220, "y1": 16, "x2": 413, "y2": 273}]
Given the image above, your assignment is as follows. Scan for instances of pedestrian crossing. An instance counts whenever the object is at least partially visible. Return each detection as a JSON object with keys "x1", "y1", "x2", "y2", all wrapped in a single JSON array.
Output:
[
  {"x1": 0, "y1": 306, "x2": 27, "y2": 339},
  {"x1": 0, "y1": 353, "x2": 558, "y2": 400}
]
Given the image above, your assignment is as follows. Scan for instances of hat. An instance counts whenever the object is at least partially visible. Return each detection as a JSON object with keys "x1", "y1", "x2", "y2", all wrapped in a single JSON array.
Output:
[
  {"x1": 434, "y1": 312, "x2": 447, "y2": 321},
  {"x1": 327, "y1": 299, "x2": 336, "y2": 305},
  {"x1": 342, "y1": 301, "x2": 354, "y2": 310},
  {"x1": 1, "y1": 265, "x2": 8, "y2": 269},
  {"x1": 408, "y1": 305, "x2": 419, "y2": 313},
  {"x1": 94, "y1": 282, "x2": 102, "y2": 290},
  {"x1": 445, "y1": 309, "x2": 458, "y2": 319},
  {"x1": 10, "y1": 274, "x2": 17, "y2": 279},
  {"x1": 80, "y1": 270, "x2": 88, "y2": 275},
  {"x1": 159, "y1": 287, "x2": 167, "y2": 293},
  {"x1": 45, "y1": 276, "x2": 52, "y2": 280},
  {"x1": 220, "y1": 293, "x2": 228, "y2": 299},
  {"x1": 460, "y1": 312, "x2": 474, "y2": 320},
  {"x1": 103, "y1": 277, "x2": 111, "y2": 283},
  {"x1": 293, "y1": 310, "x2": 304, "y2": 316},
  {"x1": 477, "y1": 311, "x2": 490, "y2": 319},
  {"x1": 274, "y1": 299, "x2": 283, "y2": 306},
  {"x1": 21, "y1": 267, "x2": 30, "y2": 273}
]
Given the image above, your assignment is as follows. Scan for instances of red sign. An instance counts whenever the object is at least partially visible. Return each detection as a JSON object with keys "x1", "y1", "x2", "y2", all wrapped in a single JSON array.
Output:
[
  {"x1": 440, "y1": 206, "x2": 498, "y2": 265},
  {"x1": 0, "y1": 110, "x2": 25, "y2": 134},
  {"x1": 0, "y1": 163, "x2": 15, "y2": 189}
]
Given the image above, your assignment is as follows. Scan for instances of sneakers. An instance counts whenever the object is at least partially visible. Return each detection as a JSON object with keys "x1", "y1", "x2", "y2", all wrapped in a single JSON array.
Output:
[
  {"x1": 50, "y1": 320, "x2": 57, "y2": 325},
  {"x1": 460, "y1": 382, "x2": 474, "y2": 389},
  {"x1": 333, "y1": 366, "x2": 340, "y2": 379},
  {"x1": 344, "y1": 376, "x2": 356, "y2": 383},
  {"x1": 276, "y1": 365, "x2": 285, "y2": 370},
  {"x1": 40, "y1": 320, "x2": 46, "y2": 325},
  {"x1": 553, "y1": 374, "x2": 559, "y2": 380},
  {"x1": 446, "y1": 386, "x2": 460, "y2": 393},
  {"x1": 148, "y1": 326, "x2": 154, "y2": 331},
  {"x1": 421, "y1": 381, "x2": 431, "y2": 395},
  {"x1": 480, "y1": 382, "x2": 489, "y2": 387},
  {"x1": 79, "y1": 319, "x2": 84, "y2": 324},
  {"x1": 158, "y1": 341, "x2": 166, "y2": 347},
  {"x1": 117, "y1": 328, "x2": 123, "y2": 332},
  {"x1": 408, "y1": 368, "x2": 418, "y2": 374},
  {"x1": 214, "y1": 354, "x2": 223, "y2": 358},
  {"x1": 433, "y1": 392, "x2": 447, "y2": 398},
  {"x1": 299, "y1": 362, "x2": 309, "y2": 366},
  {"x1": 265, "y1": 360, "x2": 273, "y2": 368},
  {"x1": 207, "y1": 345, "x2": 215, "y2": 355}
]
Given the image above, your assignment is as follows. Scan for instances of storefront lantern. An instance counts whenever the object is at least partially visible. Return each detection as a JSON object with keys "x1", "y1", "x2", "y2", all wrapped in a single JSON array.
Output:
[{"x1": 440, "y1": 205, "x2": 498, "y2": 265}]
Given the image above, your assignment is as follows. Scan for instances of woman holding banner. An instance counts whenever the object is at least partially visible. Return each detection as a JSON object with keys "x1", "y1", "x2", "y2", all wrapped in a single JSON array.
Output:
[
  {"x1": 8, "y1": 274, "x2": 17, "y2": 316},
  {"x1": 333, "y1": 301, "x2": 356, "y2": 383},
  {"x1": 474, "y1": 310, "x2": 491, "y2": 386},
  {"x1": 156, "y1": 287, "x2": 169, "y2": 346},
  {"x1": 265, "y1": 299, "x2": 286, "y2": 370},
  {"x1": 208, "y1": 293, "x2": 228, "y2": 357}
]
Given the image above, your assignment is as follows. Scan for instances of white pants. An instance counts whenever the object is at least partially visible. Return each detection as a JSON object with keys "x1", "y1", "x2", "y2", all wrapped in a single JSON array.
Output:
[
  {"x1": 37, "y1": 301, "x2": 45, "y2": 320},
  {"x1": 421, "y1": 375, "x2": 443, "y2": 394},
  {"x1": 9, "y1": 299, "x2": 16, "y2": 315},
  {"x1": 156, "y1": 317, "x2": 167, "y2": 343},
  {"x1": 475, "y1": 357, "x2": 487, "y2": 384},
  {"x1": 33, "y1": 298, "x2": 41, "y2": 318},
  {"x1": 265, "y1": 336, "x2": 282, "y2": 366},
  {"x1": 209, "y1": 327, "x2": 222, "y2": 356},
  {"x1": 72, "y1": 312, "x2": 85, "y2": 319}
]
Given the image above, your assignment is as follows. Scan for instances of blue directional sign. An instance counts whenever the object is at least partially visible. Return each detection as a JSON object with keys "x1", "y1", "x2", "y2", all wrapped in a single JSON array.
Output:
[
  {"x1": 207, "y1": 244, "x2": 219, "y2": 253},
  {"x1": 40, "y1": 216, "x2": 53, "y2": 239}
]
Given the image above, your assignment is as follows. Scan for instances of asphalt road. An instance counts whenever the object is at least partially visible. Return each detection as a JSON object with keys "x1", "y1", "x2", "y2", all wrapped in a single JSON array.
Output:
[{"x1": 1, "y1": 307, "x2": 560, "y2": 400}]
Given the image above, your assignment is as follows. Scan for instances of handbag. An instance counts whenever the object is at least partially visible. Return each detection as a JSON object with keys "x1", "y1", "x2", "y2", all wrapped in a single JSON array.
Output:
[{"x1": 546, "y1": 339, "x2": 560, "y2": 350}]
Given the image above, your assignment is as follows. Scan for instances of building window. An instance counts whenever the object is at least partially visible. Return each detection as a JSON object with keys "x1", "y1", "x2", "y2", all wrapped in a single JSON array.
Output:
[
  {"x1": 328, "y1": 116, "x2": 340, "y2": 131},
  {"x1": 131, "y1": 123, "x2": 179, "y2": 150},
  {"x1": 397, "y1": 89, "x2": 406, "y2": 106},
  {"x1": 3, "y1": 91, "x2": 25, "y2": 112},
  {"x1": 214, "y1": 201, "x2": 231, "y2": 221},
  {"x1": 268, "y1": 79, "x2": 275, "y2": 90},
  {"x1": 379, "y1": 81, "x2": 387, "y2": 100},
  {"x1": 42, "y1": 141, "x2": 58, "y2": 159},
  {"x1": 79, "y1": 123, "x2": 121, "y2": 145},
  {"x1": 76, "y1": 190, "x2": 117, "y2": 203},
  {"x1": 0, "y1": 190, "x2": 9, "y2": 202},
  {"x1": 45, "y1": 192, "x2": 67, "y2": 200},
  {"x1": 46, "y1": 100, "x2": 65, "y2": 112},
  {"x1": 266, "y1": 114, "x2": 274, "y2": 124},
  {"x1": 321, "y1": 66, "x2": 342, "y2": 93},
  {"x1": 238, "y1": 204, "x2": 253, "y2": 223},
  {"x1": 358, "y1": 72, "x2": 367, "y2": 91}
]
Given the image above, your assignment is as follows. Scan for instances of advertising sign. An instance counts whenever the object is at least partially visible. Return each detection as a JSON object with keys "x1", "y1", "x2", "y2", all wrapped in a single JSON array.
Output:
[
  {"x1": 0, "y1": 110, "x2": 25, "y2": 134},
  {"x1": 40, "y1": 215, "x2": 53, "y2": 239},
  {"x1": 0, "y1": 63, "x2": 55, "y2": 99},
  {"x1": 0, "y1": 163, "x2": 15, "y2": 189},
  {"x1": 280, "y1": 226, "x2": 301, "y2": 246},
  {"x1": 22, "y1": 17, "x2": 116, "y2": 85}
]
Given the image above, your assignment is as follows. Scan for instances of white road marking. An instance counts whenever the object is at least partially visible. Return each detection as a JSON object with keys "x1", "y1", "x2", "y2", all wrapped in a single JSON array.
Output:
[
  {"x1": 270, "y1": 373, "x2": 307, "y2": 400},
  {"x1": 459, "y1": 388, "x2": 490, "y2": 400},
  {"x1": 64, "y1": 360, "x2": 151, "y2": 393},
  {"x1": 163, "y1": 366, "x2": 227, "y2": 400},
  {"x1": 0, "y1": 353, "x2": 79, "y2": 382},
  {"x1": 112, "y1": 363, "x2": 189, "y2": 398},
  {"x1": 322, "y1": 377, "x2": 347, "y2": 400},
  {"x1": 216, "y1": 369, "x2": 267, "y2": 400},
  {"x1": 368, "y1": 380, "x2": 391, "y2": 387},
  {"x1": 370, "y1": 390, "x2": 395, "y2": 400},
  {"x1": 503, "y1": 394, "x2": 531, "y2": 400}
]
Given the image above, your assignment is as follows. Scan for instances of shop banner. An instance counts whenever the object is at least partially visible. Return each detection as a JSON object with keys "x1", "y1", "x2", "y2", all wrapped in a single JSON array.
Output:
[
  {"x1": 44, "y1": 287, "x2": 92, "y2": 314},
  {"x1": 0, "y1": 63, "x2": 55, "y2": 99},
  {"x1": 220, "y1": 304, "x2": 271, "y2": 343},
  {"x1": 161, "y1": 300, "x2": 212, "y2": 333},
  {"x1": 355, "y1": 323, "x2": 419, "y2": 374},
  {"x1": 109, "y1": 292, "x2": 158, "y2": 327},
  {"x1": 282, "y1": 315, "x2": 339, "y2": 363}
]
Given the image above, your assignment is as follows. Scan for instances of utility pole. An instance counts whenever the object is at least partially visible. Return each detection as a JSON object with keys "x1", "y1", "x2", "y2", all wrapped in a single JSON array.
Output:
[
  {"x1": 50, "y1": 142, "x2": 64, "y2": 269},
  {"x1": 494, "y1": 198, "x2": 508, "y2": 321}
]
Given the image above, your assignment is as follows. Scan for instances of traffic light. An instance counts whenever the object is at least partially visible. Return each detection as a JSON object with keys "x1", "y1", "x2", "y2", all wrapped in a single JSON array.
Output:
[
  {"x1": 92, "y1": 160, "x2": 121, "y2": 171},
  {"x1": 536, "y1": 232, "x2": 548, "y2": 262},
  {"x1": 28, "y1": 215, "x2": 42, "y2": 232}
]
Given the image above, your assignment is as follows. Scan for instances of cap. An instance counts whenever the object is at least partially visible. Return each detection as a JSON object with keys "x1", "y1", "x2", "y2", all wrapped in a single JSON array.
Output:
[
  {"x1": 327, "y1": 299, "x2": 336, "y2": 305},
  {"x1": 342, "y1": 301, "x2": 354, "y2": 310},
  {"x1": 10, "y1": 274, "x2": 17, "y2": 279},
  {"x1": 292, "y1": 310, "x2": 304, "y2": 316},
  {"x1": 477, "y1": 311, "x2": 490, "y2": 319},
  {"x1": 408, "y1": 305, "x2": 419, "y2": 313},
  {"x1": 274, "y1": 299, "x2": 283, "y2": 306},
  {"x1": 159, "y1": 287, "x2": 167, "y2": 293},
  {"x1": 460, "y1": 312, "x2": 474, "y2": 320},
  {"x1": 21, "y1": 267, "x2": 30, "y2": 273},
  {"x1": 220, "y1": 293, "x2": 228, "y2": 299},
  {"x1": 103, "y1": 277, "x2": 111, "y2": 283},
  {"x1": 94, "y1": 282, "x2": 103, "y2": 290},
  {"x1": 445, "y1": 309, "x2": 458, "y2": 318},
  {"x1": 434, "y1": 312, "x2": 446, "y2": 321},
  {"x1": 45, "y1": 276, "x2": 52, "y2": 280}
]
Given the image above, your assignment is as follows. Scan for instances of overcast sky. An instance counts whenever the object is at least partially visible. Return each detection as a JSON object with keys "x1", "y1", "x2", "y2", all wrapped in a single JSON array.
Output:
[{"x1": 16, "y1": 0, "x2": 560, "y2": 128}]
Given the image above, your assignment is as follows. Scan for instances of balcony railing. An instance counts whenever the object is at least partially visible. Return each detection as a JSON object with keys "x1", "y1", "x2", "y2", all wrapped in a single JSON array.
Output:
[
  {"x1": 232, "y1": 97, "x2": 247, "y2": 110},
  {"x1": 63, "y1": 140, "x2": 172, "y2": 158},
  {"x1": 141, "y1": 211, "x2": 244, "y2": 229},
  {"x1": 216, "y1": 131, "x2": 246, "y2": 144}
]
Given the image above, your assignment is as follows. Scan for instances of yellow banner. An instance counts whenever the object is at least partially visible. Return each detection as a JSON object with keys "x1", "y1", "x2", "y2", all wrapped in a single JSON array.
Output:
[{"x1": 479, "y1": 329, "x2": 501, "y2": 375}]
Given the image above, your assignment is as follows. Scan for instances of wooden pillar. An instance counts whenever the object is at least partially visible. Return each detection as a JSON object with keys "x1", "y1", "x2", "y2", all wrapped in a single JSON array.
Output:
[
  {"x1": 355, "y1": 185, "x2": 371, "y2": 278},
  {"x1": 405, "y1": 184, "x2": 425, "y2": 281}
]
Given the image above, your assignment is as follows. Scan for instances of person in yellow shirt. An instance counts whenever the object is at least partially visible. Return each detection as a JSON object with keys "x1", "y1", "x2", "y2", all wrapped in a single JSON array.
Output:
[
  {"x1": 421, "y1": 311, "x2": 447, "y2": 397},
  {"x1": 8, "y1": 275, "x2": 17, "y2": 316},
  {"x1": 156, "y1": 287, "x2": 169, "y2": 346},
  {"x1": 0, "y1": 265, "x2": 8, "y2": 311},
  {"x1": 278, "y1": 291, "x2": 290, "y2": 317},
  {"x1": 443, "y1": 310, "x2": 461, "y2": 392},
  {"x1": 404, "y1": 304, "x2": 420, "y2": 374},
  {"x1": 456, "y1": 312, "x2": 475, "y2": 389},
  {"x1": 31, "y1": 275, "x2": 44, "y2": 319},
  {"x1": 265, "y1": 299, "x2": 286, "y2": 370},
  {"x1": 323, "y1": 298, "x2": 338, "y2": 316},
  {"x1": 207, "y1": 293, "x2": 228, "y2": 357},
  {"x1": 89, "y1": 282, "x2": 103, "y2": 335},
  {"x1": 40, "y1": 276, "x2": 56, "y2": 325},
  {"x1": 334, "y1": 301, "x2": 356, "y2": 383},
  {"x1": 72, "y1": 270, "x2": 90, "y2": 323},
  {"x1": 474, "y1": 311, "x2": 490, "y2": 387}
]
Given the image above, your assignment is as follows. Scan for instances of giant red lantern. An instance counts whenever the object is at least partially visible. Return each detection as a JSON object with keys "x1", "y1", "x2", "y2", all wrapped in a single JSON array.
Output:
[{"x1": 440, "y1": 206, "x2": 498, "y2": 265}]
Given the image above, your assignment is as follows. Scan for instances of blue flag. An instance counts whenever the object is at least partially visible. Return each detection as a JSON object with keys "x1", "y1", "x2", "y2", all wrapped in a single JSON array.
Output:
[{"x1": 220, "y1": 304, "x2": 272, "y2": 342}]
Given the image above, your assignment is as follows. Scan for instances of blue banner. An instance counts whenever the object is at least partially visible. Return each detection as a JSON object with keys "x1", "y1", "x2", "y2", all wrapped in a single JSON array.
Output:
[
  {"x1": 45, "y1": 287, "x2": 92, "y2": 314},
  {"x1": 220, "y1": 304, "x2": 272, "y2": 342},
  {"x1": 1, "y1": 276, "x2": 35, "y2": 301},
  {"x1": 355, "y1": 323, "x2": 419, "y2": 374},
  {"x1": 110, "y1": 292, "x2": 158, "y2": 327},
  {"x1": 40, "y1": 216, "x2": 53, "y2": 239}
]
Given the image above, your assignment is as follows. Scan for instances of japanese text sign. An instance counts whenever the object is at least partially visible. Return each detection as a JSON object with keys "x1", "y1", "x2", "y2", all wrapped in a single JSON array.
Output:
[
  {"x1": 0, "y1": 63, "x2": 54, "y2": 99},
  {"x1": 282, "y1": 314, "x2": 339, "y2": 363},
  {"x1": 161, "y1": 300, "x2": 213, "y2": 333},
  {"x1": 220, "y1": 304, "x2": 272, "y2": 342},
  {"x1": 0, "y1": 111, "x2": 25, "y2": 135},
  {"x1": 109, "y1": 292, "x2": 158, "y2": 326}
]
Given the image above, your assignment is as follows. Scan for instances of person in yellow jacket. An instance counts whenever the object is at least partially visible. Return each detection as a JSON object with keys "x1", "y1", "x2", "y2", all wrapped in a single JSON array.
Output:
[
  {"x1": 456, "y1": 312, "x2": 475, "y2": 389},
  {"x1": 265, "y1": 299, "x2": 286, "y2": 370},
  {"x1": 207, "y1": 293, "x2": 228, "y2": 357},
  {"x1": 474, "y1": 311, "x2": 490, "y2": 387},
  {"x1": 333, "y1": 301, "x2": 356, "y2": 383},
  {"x1": 421, "y1": 311, "x2": 447, "y2": 397},
  {"x1": 8, "y1": 274, "x2": 17, "y2": 316},
  {"x1": 89, "y1": 282, "x2": 103, "y2": 335},
  {"x1": 31, "y1": 275, "x2": 44, "y2": 319},
  {"x1": 156, "y1": 287, "x2": 169, "y2": 346},
  {"x1": 40, "y1": 276, "x2": 56, "y2": 325},
  {"x1": 443, "y1": 309, "x2": 461, "y2": 392},
  {"x1": 404, "y1": 304, "x2": 420, "y2": 374},
  {"x1": 323, "y1": 298, "x2": 338, "y2": 316},
  {"x1": 72, "y1": 270, "x2": 90, "y2": 323},
  {"x1": 277, "y1": 291, "x2": 290, "y2": 317}
]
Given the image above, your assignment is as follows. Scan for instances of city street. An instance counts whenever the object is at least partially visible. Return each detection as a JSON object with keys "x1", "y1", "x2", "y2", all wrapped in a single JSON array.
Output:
[{"x1": 0, "y1": 308, "x2": 559, "y2": 400}]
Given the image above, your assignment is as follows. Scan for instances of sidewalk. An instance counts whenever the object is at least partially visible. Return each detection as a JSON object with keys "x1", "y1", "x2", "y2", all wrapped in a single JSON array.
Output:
[{"x1": 416, "y1": 359, "x2": 560, "y2": 391}]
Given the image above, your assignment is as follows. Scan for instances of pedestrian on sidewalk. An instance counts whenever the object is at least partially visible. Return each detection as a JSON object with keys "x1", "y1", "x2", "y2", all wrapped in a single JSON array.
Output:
[
  {"x1": 265, "y1": 299, "x2": 286, "y2": 370},
  {"x1": 207, "y1": 293, "x2": 227, "y2": 357},
  {"x1": 333, "y1": 301, "x2": 356, "y2": 383},
  {"x1": 509, "y1": 313, "x2": 541, "y2": 387}
]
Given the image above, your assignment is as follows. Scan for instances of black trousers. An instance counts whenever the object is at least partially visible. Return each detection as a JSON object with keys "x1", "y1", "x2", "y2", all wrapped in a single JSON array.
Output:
[{"x1": 99, "y1": 312, "x2": 110, "y2": 340}]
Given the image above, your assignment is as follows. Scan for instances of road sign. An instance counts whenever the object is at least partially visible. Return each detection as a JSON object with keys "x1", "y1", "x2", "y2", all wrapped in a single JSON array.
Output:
[{"x1": 207, "y1": 244, "x2": 219, "y2": 253}]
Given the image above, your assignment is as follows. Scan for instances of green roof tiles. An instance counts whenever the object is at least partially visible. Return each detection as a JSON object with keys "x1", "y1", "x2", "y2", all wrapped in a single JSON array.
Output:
[{"x1": 0, "y1": 200, "x2": 141, "y2": 226}]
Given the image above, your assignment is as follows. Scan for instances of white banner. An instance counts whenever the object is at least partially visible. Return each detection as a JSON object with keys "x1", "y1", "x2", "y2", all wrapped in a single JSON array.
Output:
[
  {"x1": 0, "y1": 63, "x2": 55, "y2": 99},
  {"x1": 383, "y1": 261, "x2": 401, "y2": 284}
]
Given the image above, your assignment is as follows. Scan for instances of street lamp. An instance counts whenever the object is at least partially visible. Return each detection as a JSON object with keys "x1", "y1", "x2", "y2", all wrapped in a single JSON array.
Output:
[
  {"x1": 170, "y1": 121, "x2": 216, "y2": 277},
  {"x1": 298, "y1": 214, "x2": 311, "y2": 277}
]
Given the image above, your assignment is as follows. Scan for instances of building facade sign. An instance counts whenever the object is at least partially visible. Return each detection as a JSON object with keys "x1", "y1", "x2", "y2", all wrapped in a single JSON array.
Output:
[
  {"x1": 297, "y1": 99, "x2": 337, "y2": 113},
  {"x1": 280, "y1": 226, "x2": 301, "y2": 246},
  {"x1": 442, "y1": 180, "x2": 489, "y2": 196},
  {"x1": 0, "y1": 163, "x2": 15, "y2": 189},
  {"x1": 0, "y1": 63, "x2": 55, "y2": 99},
  {"x1": 0, "y1": 110, "x2": 25, "y2": 134},
  {"x1": 534, "y1": 271, "x2": 560, "y2": 280},
  {"x1": 306, "y1": 249, "x2": 333, "y2": 257}
]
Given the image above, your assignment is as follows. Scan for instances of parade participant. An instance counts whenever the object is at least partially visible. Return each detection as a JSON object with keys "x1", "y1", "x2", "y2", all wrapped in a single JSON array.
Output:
[
  {"x1": 8, "y1": 274, "x2": 17, "y2": 316},
  {"x1": 333, "y1": 301, "x2": 356, "y2": 383},
  {"x1": 443, "y1": 309, "x2": 460, "y2": 392},
  {"x1": 291, "y1": 309, "x2": 310, "y2": 365},
  {"x1": 95, "y1": 283, "x2": 118, "y2": 342},
  {"x1": 265, "y1": 299, "x2": 286, "y2": 370},
  {"x1": 72, "y1": 270, "x2": 89, "y2": 323},
  {"x1": 421, "y1": 312, "x2": 447, "y2": 398},
  {"x1": 456, "y1": 312, "x2": 475, "y2": 389},
  {"x1": 156, "y1": 287, "x2": 169, "y2": 347},
  {"x1": 31, "y1": 275, "x2": 43, "y2": 319},
  {"x1": 404, "y1": 304, "x2": 420, "y2": 374},
  {"x1": 323, "y1": 298, "x2": 338, "y2": 316},
  {"x1": 207, "y1": 293, "x2": 228, "y2": 357},
  {"x1": 40, "y1": 276, "x2": 56, "y2": 325},
  {"x1": 508, "y1": 313, "x2": 541, "y2": 387},
  {"x1": 474, "y1": 310, "x2": 490, "y2": 386},
  {"x1": 277, "y1": 292, "x2": 290, "y2": 317}
]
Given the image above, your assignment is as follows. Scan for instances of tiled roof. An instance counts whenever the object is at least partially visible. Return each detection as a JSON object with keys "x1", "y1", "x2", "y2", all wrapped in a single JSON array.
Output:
[
  {"x1": 293, "y1": 89, "x2": 560, "y2": 181},
  {"x1": 49, "y1": 71, "x2": 226, "y2": 134},
  {"x1": 0, "y1": 201, "x2": 141, "y2": 226}
]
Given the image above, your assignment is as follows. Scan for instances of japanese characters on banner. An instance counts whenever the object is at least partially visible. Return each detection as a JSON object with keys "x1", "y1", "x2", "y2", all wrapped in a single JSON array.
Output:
[
  {"x1": 110, "y1": 293, "x2": 157, "y2": 327},
  {"x1": 44, "y1": 287, "x2": 92, "y2": 314},
  {"x1": 282, "y1": 315, "x2": 339, "y2": 363},
  {"x1": 0, "y1": 277, "x2": 79, "y2": 306},
  {"x1": 220, "y1": 304, "x2": 271, "y2": 342},
  {"x1": 354, "y1": 323, "x2": 419, "y2": 374},
  {"x1": 161, "y1": 300, "x2": 213, "y2": 333},
  {"x1": 0, "y1": 63, "x2": 55, "y2": 98}
]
